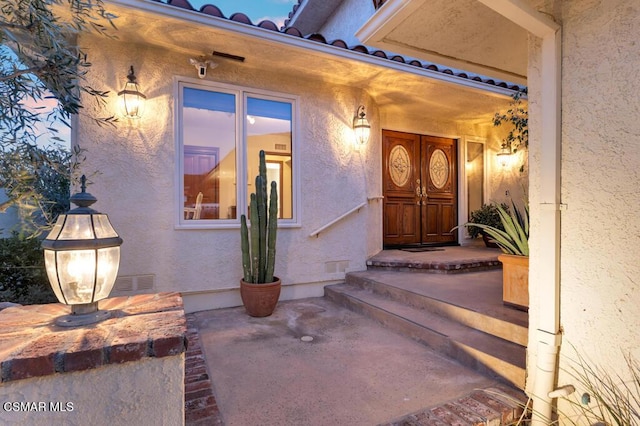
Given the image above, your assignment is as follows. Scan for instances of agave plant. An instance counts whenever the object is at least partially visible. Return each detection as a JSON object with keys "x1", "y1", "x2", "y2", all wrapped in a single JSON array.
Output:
[{"x1": 462, "y1": 200, "x2": 529, "y2": 256}]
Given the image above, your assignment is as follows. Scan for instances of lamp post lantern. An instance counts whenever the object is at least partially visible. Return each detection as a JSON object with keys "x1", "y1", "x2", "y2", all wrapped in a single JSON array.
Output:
[{"x1": 42, "y1": 176, "x2": 123, "y2": 327}]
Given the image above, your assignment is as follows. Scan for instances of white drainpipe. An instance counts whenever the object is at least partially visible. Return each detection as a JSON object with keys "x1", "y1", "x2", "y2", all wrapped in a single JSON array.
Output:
[
  {"x1": 530, "y1": 26, "x2": 563, "y2": 426},
  {"x1": 476, "y1": 2, "x2": 563, "y2": 423}
]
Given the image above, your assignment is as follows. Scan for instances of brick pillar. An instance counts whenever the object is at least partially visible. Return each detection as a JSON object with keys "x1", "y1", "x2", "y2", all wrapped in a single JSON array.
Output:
[{"x1": 0, "y1": 293, "x2": 187, "y2": 425}]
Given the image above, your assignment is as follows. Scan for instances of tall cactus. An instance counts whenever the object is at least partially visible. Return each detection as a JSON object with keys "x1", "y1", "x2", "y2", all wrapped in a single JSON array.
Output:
[{"x1": 240, "y1": 150, "x2": 278, "y2": 283}]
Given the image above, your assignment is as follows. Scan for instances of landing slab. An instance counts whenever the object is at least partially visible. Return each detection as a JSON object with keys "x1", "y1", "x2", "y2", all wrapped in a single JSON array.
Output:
[
  {"x1": 193, "y1": 297, "x2": 515, "y2": 425},
  {"x1": 368, "y1": 244, "x2": 502, "y2": 273}
]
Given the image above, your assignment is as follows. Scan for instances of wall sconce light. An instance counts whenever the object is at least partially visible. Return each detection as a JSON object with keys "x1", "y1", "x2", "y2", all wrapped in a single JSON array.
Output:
[
  {"x1": 353, "y1": 105, "x2": 371, "y2": 146},
  {"x1": 42, "y1": 176, "x2": 123, "y2": 327},
  {"x1": 118, "y1": 65, "x2": 146, "y2": 119},
  {"x1": 497, "y1": 143, "x2": 512, "y2": 167}
]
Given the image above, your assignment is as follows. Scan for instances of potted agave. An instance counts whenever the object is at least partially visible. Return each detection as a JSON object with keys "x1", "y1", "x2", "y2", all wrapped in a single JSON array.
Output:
[
  {"x1": 239, "y1": 150, "x2": 281, "y2": 317},
  {"x1": 461, "y1": 200, "x2": 529, "y2": 310}
]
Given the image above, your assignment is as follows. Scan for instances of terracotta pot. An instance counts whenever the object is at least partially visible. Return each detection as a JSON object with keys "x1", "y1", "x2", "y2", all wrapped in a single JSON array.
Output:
[
  {"x1": 498, "y1": 254, "x2": 528, "y2": 311},
  {"x1": 240, "y1": 277, "x2": 281, "y2": 317},
  {"x1": 481, "y1": 232, "x2": 499, "y2": 248}
]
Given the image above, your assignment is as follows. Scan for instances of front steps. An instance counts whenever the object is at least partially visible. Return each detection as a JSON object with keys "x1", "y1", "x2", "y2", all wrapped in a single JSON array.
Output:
[{"x1": 325, "y1": 256, "x2": 528, "y2": 390}]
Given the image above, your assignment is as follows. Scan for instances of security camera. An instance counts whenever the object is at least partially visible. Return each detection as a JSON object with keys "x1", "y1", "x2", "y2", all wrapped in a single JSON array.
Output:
[{"x1": 189, "y1": 58, "x2": 218, "y2": 79}]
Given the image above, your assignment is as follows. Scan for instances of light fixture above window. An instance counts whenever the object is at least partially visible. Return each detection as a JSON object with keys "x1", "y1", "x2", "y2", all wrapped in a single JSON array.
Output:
[
  {"x1": 353, "y1": 105, "x2": 371, "y2": 146},
  {"x1": 118, "y1": 65, "x2": 146, "y2": 119}
]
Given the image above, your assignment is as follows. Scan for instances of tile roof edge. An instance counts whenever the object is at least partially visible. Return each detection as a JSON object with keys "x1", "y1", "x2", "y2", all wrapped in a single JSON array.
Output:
[{"x1": 159, "y1": 0, "x2": 525, "y2": 92}]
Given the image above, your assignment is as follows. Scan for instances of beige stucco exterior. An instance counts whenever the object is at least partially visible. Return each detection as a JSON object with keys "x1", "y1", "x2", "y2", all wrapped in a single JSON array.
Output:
[
  {"x1": 554, "y1": 1, "x2": 639, "y2": 420},
  {"x1": 74, "y1": 0, "x2": 522, "y2": 314},
  {"x1": 0, "y1": 355, "x2": 184, "y2": 426},
  {"x1": 518, "y1": 1, "x2": 640, "y2": 421}
]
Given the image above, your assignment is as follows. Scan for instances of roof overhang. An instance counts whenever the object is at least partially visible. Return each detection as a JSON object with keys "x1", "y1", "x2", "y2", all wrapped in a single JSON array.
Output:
[
  {"x1": 356, "y1": 0, "x2": 557, "y2": 86},
  {"x1": 96, "y1": 0, "x2": 519, "y2": 123}
]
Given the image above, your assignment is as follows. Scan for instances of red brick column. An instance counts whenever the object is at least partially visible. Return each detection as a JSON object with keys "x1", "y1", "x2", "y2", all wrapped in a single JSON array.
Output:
[{"x1": 0, "y1": 293, "x2": 187, "y2": 383}]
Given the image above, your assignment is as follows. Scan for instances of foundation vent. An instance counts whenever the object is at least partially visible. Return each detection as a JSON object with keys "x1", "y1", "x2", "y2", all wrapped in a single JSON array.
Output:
[
  {"x1": 324, "y1": 260, "x2": 349, "y2": 274},
  {"x1": 113, "y1": 274, "x2": 156, "y2": 295}
]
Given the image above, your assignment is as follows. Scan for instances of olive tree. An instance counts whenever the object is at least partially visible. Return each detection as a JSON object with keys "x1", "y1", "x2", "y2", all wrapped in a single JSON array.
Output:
[{"x1": 0, "y1": 0, "x2": 116, "y2": 235}]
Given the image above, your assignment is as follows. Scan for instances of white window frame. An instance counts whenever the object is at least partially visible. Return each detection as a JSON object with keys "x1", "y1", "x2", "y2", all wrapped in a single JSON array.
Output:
[{"x1": 174, "y1": 77, "x2": 300, "y2": 229}]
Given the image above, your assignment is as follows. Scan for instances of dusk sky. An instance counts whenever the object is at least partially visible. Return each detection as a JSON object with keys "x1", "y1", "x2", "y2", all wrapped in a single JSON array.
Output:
[{"x1": 187, "y1": 0, "x2": 297, "y2": 27}]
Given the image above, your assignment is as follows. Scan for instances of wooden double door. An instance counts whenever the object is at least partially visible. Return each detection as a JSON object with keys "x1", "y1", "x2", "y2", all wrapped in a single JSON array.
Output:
[{"x1": 383, "y1": 130, "x2": 458, "y2": 247}]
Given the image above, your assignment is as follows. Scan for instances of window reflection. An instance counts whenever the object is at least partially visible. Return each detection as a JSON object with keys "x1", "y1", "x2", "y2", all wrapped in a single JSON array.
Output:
[
  {"x1": 182, "y1": 88, "x2": 236, "y2": 220},
  {"x1": 246, "y1": 97, "x2": 293, "y2": 219}
]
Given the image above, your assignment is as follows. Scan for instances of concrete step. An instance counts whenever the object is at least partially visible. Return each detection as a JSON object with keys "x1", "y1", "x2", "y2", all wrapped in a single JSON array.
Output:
[
  {"x1": 367, "y1": 247, "x2": 502, "y2": 274},
  {"x1": 325, "y1": 282, "x2": 526, "y2": 390},
  {"x1": 346, "y1": 270, "x2": 528, "y2": 346}
]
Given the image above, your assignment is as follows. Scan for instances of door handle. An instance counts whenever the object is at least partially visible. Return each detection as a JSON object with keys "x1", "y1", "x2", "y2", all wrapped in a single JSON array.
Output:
[{"x1": 415, "y1": 180, "x2": 428, "y2": 205}]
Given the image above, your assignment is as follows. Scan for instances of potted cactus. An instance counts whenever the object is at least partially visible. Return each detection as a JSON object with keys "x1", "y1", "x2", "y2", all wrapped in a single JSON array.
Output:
[{"x1": 239, "y1": 150, "x2": 280, "y2": 317}]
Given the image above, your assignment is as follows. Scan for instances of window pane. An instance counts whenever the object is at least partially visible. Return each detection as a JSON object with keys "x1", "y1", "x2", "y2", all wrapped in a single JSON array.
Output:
[
  {"x1": 466, "y1": 141, "x2": 485, "y2": 219},
  {"x1": 246, "y1": 97, "x2": 293, "y2": 219},
  {"x1": 183, "y1": 88, "x2": 237, "y2": 220}
]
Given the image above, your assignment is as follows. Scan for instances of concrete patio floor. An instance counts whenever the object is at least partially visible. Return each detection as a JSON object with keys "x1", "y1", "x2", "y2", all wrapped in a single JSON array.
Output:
[{"x1": 190, "y1": 296, "x2": 521, "y2": 425}]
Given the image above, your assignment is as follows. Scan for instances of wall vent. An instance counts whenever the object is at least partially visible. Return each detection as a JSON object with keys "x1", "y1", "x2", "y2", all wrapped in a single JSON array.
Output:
[
  {"x1": 113, "y1": 274, "x2": 156, "y2": 295},
  {"x1": 274, "y1": 143, "x2": 287, "y2": 151},
  {"x1": 324, "y1": 260, "x2": 349, "y2": 274}
]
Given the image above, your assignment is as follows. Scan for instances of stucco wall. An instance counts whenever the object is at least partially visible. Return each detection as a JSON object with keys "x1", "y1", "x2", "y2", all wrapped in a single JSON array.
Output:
[
  {"x1": 0, "y1": 355, "x2": 184, "y2": 426},
  {"x1": 75, "y1": 35, "x2": 383, "y2": 310},
  {"x1": 527, "y1": 0, "x2": 640, "y2": 420},
  {"x1": 318, "y1": 0, "x2": 376, "y2": 46},
  {"x1": 559, "y1": 0, "x2": 640, "y2": 401}
]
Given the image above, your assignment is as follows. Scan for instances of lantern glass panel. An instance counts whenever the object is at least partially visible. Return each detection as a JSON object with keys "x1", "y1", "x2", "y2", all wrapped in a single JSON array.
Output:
[
  {"x1": 44, "y1": 249, "x2": 65, "y2": 303},
  {"x1": 119, "y1": 82, "x2": 144, "y2": 118},
  {"x1": 93, "y1": 214, "x2": 119, "y2": 238},
  {"x1": 94, "y1": 247, "x2": 120, "y2": 300},
  {"x1": 47, "y1": 215, "x2": 65, "y2": 240},
  {"x1": 57, "y1": 249, "x2": 97, "y2": 304},
  {"x1": 354, "y1": 120, "x2": 370, "y2": 145},
  {"x1": 58, "y1": 215, "x2": 95, "y2": 240}
]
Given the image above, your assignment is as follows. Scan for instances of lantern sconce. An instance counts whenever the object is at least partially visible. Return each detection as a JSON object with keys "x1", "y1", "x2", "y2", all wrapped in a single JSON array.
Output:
[
  {"x1": 118, "y1": 65, "x2": 146, "y2": 119},
  {"x1": 353, "y1": 105, "x2": 371, "y2": 146},
  {"x1": 497, "y1": 142, "x2": 513, "y2": 167},
  {"x1": 42, "y1": 176, "x2": 123, "y2": 327}
]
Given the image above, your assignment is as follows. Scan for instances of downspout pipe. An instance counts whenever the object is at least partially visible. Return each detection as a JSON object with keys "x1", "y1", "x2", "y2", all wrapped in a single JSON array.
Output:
[
  {"x1": 475, "y1": 2, "x2": 563, "y2": 423},
  {"x1": 530, "y1": 26, "x2": 563, "y2": 426}
]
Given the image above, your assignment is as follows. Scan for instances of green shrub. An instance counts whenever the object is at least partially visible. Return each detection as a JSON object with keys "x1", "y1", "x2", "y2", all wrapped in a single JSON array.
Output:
[
  {"x1": 0, "y1": 232, "x2": 56, "y2": 305},
  {"x1": 467, "y1": 203, "x2": 509, "y2": 238}
]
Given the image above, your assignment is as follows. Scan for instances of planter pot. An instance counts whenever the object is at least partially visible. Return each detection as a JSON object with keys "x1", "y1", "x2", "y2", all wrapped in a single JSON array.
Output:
[
  {"x1": 240, "y1": 277, "x2": 281, "y2": 317},
  {"x1": 482, "y1": 232, "x2": 499, "y2": 248},
  {"x1": 498, "y1": 254, "x2": 529, "y2": 311}
]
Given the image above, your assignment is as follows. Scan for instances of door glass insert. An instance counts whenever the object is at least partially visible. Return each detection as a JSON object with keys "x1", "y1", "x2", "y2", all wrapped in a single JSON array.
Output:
[
  {"x1": 389, "y1": 145, "x2": 411, "y2": 187},
  {"x1": 429, "y1": 149, "x2": 449, "y2": 189}
]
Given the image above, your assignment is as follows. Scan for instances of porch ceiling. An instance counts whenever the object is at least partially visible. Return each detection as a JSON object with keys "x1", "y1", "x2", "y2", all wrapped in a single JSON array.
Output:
[
  {"x1": 103, "y1": 1, "x2": 514, "y2": 124},
  {"x1": 356, "y1": 0, "x2": 530, "y2": 86}
]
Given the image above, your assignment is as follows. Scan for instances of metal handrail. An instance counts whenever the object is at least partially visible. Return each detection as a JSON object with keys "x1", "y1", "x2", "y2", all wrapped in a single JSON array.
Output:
[{"x1": 308, "y1": 196, "x2": 383, "y2": 238}]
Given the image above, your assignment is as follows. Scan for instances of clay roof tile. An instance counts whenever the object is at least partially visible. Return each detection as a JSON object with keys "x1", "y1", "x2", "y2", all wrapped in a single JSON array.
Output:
[{"x1": 200, "y1": 5, "x2": 224, "y2": 17}]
